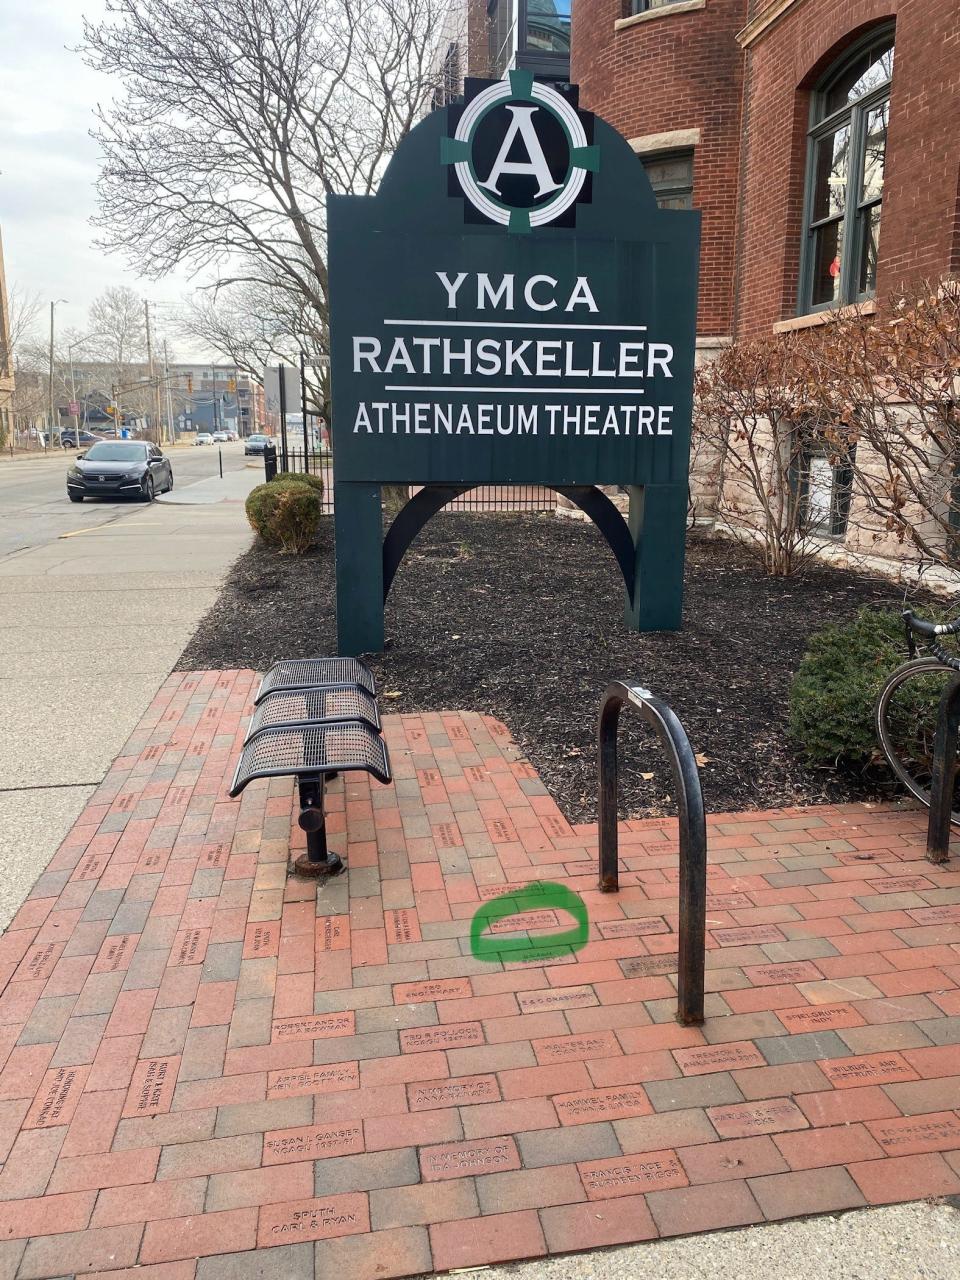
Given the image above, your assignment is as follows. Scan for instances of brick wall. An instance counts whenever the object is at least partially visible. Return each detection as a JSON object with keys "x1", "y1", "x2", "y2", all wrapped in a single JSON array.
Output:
[
  {"x1": 572, "y1": 0, "x2": 960, "y2": 340},
  {"x1": 571, "y1": 1, "x2": 749, "y2": 337}
]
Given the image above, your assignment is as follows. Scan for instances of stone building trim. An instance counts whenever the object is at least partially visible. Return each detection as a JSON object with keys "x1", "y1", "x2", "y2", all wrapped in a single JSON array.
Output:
[
  {"x1": 628, "y1": 127, "x2": 702, "y2": 155},
  {"x1": 772, "y1": 299, "x2": 878, "y2": 333},
  {"x1": 736, "y1": 0, "x2": 807, "y2": 48},
  {"x1": 616, "y1": 0, "x2": 706, "y2": 33}
]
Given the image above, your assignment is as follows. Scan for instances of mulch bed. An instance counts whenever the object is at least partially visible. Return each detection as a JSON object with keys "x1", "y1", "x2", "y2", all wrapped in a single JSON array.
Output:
[{"x1": 178, "y1": 513, "x2": 911, "y2": 823}]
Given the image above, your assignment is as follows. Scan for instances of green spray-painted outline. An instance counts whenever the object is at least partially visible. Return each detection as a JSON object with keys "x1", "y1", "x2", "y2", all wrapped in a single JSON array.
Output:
[{"x1": 470, "y1": 881, "x2": 589, "y2": 962}]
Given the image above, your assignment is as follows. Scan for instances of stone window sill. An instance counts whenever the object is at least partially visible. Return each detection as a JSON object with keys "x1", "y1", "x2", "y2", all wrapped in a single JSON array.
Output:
[
  {"x1": 773, "y1": 298, "x2": 877, "y2": 334},
  {"x1": 615, "y1": 0, "x2": 706, "y2": 34}
]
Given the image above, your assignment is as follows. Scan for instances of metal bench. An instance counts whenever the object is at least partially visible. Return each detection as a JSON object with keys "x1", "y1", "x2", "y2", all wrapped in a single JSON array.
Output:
[
  {"x1": 232, "y1": 659, "x2": 391, "y2": 878},
  {"x1": 254, "y1": 657, "x2": 376, "y2": 704}
]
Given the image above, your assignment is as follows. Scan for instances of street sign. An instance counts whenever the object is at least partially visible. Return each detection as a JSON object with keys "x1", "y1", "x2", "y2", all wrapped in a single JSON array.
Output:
[
  {"x1": 328, "y1": 73, "x2": 700, "y2": 656},
  {"x1": 68, "y1": 401, "x2": 80, "y2": 417}
]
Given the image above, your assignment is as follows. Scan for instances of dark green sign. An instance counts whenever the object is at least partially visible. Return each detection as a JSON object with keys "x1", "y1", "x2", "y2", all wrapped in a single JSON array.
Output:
[{"x1": 328, "y1": 72, "x2": 700, "y2": 656}]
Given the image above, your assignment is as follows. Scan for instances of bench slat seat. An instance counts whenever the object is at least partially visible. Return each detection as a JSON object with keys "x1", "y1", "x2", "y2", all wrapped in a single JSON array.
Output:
[
  {"x1": 230, "y1": 720, "x2": 391, "y2": 797},
  {"x1": 255, "y1": 658, "x2": 376, "y2": 705},
  {"x1": 247, "y1": 685, "x2": 381, "y2": 740}
]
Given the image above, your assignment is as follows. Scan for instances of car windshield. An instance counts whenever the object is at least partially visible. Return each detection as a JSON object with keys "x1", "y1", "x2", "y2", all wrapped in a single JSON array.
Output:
[
  {"x1": 84, "y1": 443, "x2": 148, "y2": 462},
  {"x1": 249, "y1": 435, "x2": 266, "y2": 441}
]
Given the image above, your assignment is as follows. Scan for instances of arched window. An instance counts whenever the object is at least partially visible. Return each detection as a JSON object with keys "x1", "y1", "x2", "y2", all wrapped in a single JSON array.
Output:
[{"x1": 799, "y1": 27, "x2": 894, "y2": 314}]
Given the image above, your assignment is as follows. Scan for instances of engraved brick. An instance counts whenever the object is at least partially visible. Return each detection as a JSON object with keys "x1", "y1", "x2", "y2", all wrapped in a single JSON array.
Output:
[
  {"x1": 673, "y1": 1041, "x2": 766, "y2": 1076},
  {"x1": 385, "y1": 910, "x2": 421, "y2": 946},
  {"x1": 866, "y1": 1111, "x2": 960, "y2": 1156},
  {"x1": 122, "y1": 1056, "x2": 179, "y2": 1118},
  {"x1": 712, "y1": 925, "x2": 785, "y2": 946},
  {"x1": 579, "y1": 1149, "x2": 687, "y2": 1199},
  {"x1": 820, "y1": 1051, "x2": 919, "y2": 1089},
  {"x1": 599, "y1": 918, "x2": 670, "y2": 939},
  {"x1": 420, "y1": 1136, "x2": 521, "y2": 1181},
  {"x1": 742, "y1": 962, "x2": 822, "y2": 986},
  {"x1": 399, "y1": 1023, "x2": 483, "y2": 1053},
  {"x1": 620, "y1": 953, "x2": 679, "y2": 978},
  {"x1": 554, "y1": 1085, "x2": 652, "y2": 1125},
  {"x1": 23, "y1": 1065, "x2": 89, "y2": 1129},
  {"x1": 267, "y1": 1063, "x2": 359, "y2": 1099},
  {"x1": 169, "y1": 927, "x2": 209, "y2": 968},
  {"x1": 263, "y1": 1122, "x2": 365, "y2": 1165},
  {"x1": 707, "y1": 1097, "x2": 809, "y2": 1138},
  {"x1": 533, "y1": 1031, "x2": 621, "y2": 1065},
  {"x1": 517, "y1": 987, "x2": 598, "y2": 1014},
  {"x1": 272, "y1": 1013, "x2": 355, "y2": 1043},
  {"x1": 776, "y1": 1003, "x2": 865, "y2": 1033},
  {"x1": 394, "y1": 977, "x2": 471, "y2": 1004},
  {"x1": 408, "y1": 1075, "x2": 500, "y2": 1110},
  {"x1": 315, "y1": 915, "x2": 351, "y2": 956},
  {"x1": 241, "y1": 923, "x2": 278, "y2": 960},
  {"x1": 91, "y1": 934, "x2": 138, "y2": 974}
]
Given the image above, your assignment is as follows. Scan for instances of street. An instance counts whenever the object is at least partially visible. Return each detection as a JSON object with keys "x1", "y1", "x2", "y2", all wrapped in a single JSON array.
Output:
[{"x1": 0, "y1": 441, "x2": 253, "y2": 559}]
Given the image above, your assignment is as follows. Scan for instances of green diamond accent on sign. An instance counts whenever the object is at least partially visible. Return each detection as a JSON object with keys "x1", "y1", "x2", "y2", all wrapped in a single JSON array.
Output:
[
  {"x1": 571, "y1": 145, "x2": 601, "y2": 173},
  {"x1": 508, "y1": 69, "x2": 535, "y2": 101},
  {"x1": 440, "y1": 136, "x2": 470, "y2": 165},
  {"x1": 508, "y1": 208, "x2": 532, "y2": 234}
]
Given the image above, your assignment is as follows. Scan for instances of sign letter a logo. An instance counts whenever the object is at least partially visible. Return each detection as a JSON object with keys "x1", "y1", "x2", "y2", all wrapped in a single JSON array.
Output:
[{"x1": 478, "y1": 106, "x2": 563, "y2": 200}]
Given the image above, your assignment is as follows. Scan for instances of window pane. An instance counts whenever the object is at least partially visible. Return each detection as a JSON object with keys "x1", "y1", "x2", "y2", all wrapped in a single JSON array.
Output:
[
  {"x1": 861, "y1": 101, "x2": 888, "y2": 203},
  {"x1": 859, "y1": 203, "x2": 881, "y2": 295},
  {"x1": 823, "y1": 39, "x2": 894, "y2": 116},
  {"x1": 805, "y1": 456, "x2": 836, "y2": 534},
  {"x1": 524, "y1": 1, "x2": 571, "y2": 55},
  {"x1": 642, "y1": 151, "x2": 694, "y2": 210},
  {"x1": 811, "y1": 219, "x2": 844, "y2": 306},
  {"x1": 811, "y1": 126, "x2": 850, "y2": 221}
]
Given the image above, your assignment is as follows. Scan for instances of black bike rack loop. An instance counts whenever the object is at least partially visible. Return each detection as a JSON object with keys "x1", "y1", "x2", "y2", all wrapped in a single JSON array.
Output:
[{"x1": 598, "y1": 682, "x2": 707, "y2": 1026}]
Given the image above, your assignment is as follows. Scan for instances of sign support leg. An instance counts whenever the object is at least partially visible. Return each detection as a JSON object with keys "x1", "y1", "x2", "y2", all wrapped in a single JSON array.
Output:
[
  {"x1": 624, "y1": 484, "x2": 687, "y2": 632},
  {"x1": 335, "y1": 481, "x2": 384, "y2": 656}
]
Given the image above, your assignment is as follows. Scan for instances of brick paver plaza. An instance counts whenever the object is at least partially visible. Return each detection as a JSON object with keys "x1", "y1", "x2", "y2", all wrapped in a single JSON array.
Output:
[{"x1": 0, "y1": 669, "x2": 958, "y2": 1279}]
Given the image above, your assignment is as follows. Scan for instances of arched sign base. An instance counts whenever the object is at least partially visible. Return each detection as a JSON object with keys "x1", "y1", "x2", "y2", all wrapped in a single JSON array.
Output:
[{"x1": 334, "y1": 480, "x2": 686, "y2": 657}]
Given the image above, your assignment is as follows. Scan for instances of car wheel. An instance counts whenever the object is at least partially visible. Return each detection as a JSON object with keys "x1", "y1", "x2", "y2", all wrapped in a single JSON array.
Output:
[
  {"x1": 142, "y1": 475, "x2": 155, "y2": 502},
  {"x1": 166, "y1": 471, "x2": 174, "y2": 493},
  {"x1": 68, "y1": 493, "x2": 83, "y2": 503}
]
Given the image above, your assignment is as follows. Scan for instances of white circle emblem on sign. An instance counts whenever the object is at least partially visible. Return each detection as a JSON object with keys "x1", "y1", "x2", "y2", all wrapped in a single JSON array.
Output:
[{"x1": 453, "y1": 79, "x2": 590, "y2": 229}]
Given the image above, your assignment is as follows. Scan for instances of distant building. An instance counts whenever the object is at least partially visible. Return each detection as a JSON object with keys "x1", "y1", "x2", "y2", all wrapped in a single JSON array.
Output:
[{"x1": 430, "y1": 0, "x2": 572, "y2": 105}]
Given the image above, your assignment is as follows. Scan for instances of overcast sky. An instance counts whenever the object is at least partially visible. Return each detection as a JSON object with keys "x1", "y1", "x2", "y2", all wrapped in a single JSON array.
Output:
[{"x1": 1, "y1": 0, "x2": 200, "y2": 353}]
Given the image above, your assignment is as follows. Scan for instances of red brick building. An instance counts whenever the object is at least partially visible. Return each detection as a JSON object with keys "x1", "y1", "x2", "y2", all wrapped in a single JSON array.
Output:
[{"x1": 572, "y1": 0, "x2": 960, "y2": 344}]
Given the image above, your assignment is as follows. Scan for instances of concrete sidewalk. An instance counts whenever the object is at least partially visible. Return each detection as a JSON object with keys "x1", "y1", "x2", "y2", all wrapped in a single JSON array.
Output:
[{"x1": 0, "y1": 472, "x2": 259, "y2": 929}]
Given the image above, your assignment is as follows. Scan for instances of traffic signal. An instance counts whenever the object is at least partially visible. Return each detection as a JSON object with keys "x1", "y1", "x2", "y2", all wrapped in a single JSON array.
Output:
[
  {"x1": 227, "y1": 378, "x2": 237, "y2": 393},
  {"x1": 106, "y1": 404, "x2": 118, "y2": 417},
  {"x1": 186, "y1": 375, "x2": 194, "y2": 394}
]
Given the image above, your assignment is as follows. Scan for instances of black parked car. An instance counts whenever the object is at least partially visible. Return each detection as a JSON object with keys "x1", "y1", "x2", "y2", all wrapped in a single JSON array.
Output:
[
  {"x1": 244, "y1": 433, "x2": 272, "y2": 456},
  {"x1": 67, "y1": 441, "x2": 174, "y2": 503}
]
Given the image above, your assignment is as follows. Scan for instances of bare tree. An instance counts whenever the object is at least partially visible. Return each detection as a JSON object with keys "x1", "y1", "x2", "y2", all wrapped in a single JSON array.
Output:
[
  {"x1": 87, "y1": 285, "x2": 147, "y2": 407},
  {"x1": 693, "y1": 334, "x2": 851, "y2": 576},
  {"x1": 800, "y1": 284, "x2": 960, "y2": 571},
  {"x1": 83, "y1": 0, "x2": 456, "y2": 380},
  {"x1": 1, "y1": 284, "x2": 44, "y2": 447}
]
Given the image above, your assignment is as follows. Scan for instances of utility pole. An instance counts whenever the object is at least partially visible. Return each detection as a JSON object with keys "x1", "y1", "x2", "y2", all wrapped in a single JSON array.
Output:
[
  {"x1": 47, "y1": 302, "x2": 55, "y2": 449},
  {"x1": 162, "y1": 340, "x2": 175, "y2": 444},
  {"x1": 144, "y1": 300, "x2": 164, "y2": 443}
]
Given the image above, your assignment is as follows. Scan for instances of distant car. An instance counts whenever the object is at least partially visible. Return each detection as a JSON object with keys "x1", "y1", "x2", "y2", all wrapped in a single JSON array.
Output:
[
  {"x1": 212, "y1": 431, "x2": 230, "y2": 443},
  {"x1": 244, "y1": 433, "x2": 272, "y2": 456},
  {"x1": 66, "y1": 441, "x2": 173, "y2": 503},
  {"x1": 194, "y1": 433, "x2": 214, "y2": 446},
  {"x1": 226, "y1": 430, "x2": 240, "y2": 442},
  {"x1": 60, "y1": 430, "x2": 105, "y2": 449}
]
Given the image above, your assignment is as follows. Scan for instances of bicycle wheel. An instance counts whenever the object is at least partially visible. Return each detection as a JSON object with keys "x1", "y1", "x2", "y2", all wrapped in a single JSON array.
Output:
[{"x1": 875, "y1": 656, "x2": 960, "y2": 824}]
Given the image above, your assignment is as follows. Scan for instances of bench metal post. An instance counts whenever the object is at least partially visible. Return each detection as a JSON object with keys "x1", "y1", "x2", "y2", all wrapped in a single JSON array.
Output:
[
  {"x1": 598, "y1": 682, "x2": 707, "y2": 1026},
  {"x1": 294, "y1": 775, "x2": 343, "y2": 879},
  {"x1": 926, "y1": 676, "x2": 960, "y2": 864}
]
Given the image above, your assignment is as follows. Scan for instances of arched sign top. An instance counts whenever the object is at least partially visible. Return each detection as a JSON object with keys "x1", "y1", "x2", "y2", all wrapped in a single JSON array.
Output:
[{"x1": 328, "y1": 77, "x2": 700, "y2": 657}]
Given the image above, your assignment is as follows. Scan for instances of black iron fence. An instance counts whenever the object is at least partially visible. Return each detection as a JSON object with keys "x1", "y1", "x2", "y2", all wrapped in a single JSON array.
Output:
[{"x1": 266, "y1": 450, "x2": 556, "y2": 517}]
